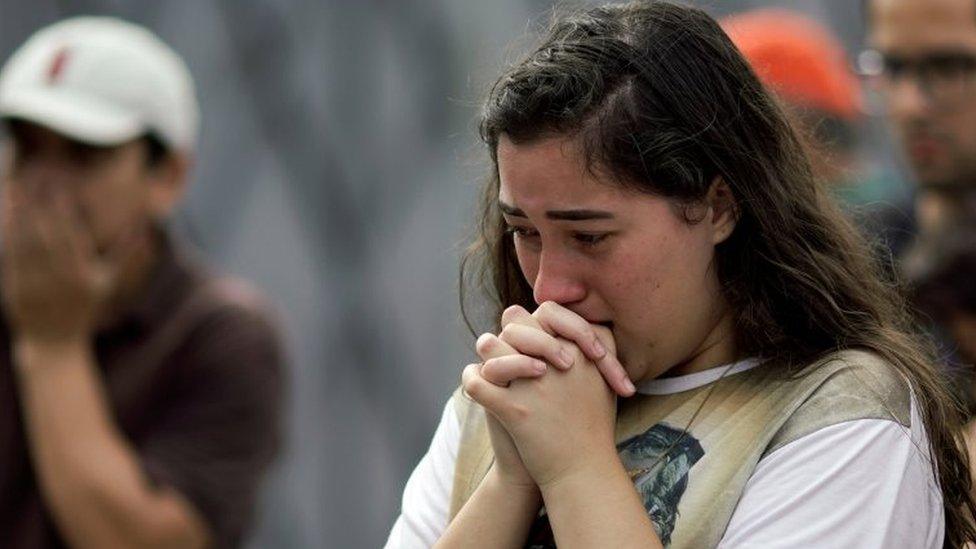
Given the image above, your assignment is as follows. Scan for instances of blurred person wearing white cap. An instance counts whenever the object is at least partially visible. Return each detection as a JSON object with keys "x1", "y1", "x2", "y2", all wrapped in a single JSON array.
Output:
[{"x1": 0, "y1": 17, "x2": 283, "y2": 549}]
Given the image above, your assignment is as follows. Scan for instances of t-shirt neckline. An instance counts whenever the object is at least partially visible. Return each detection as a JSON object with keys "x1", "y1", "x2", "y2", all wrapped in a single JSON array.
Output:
[{"x1": 636, "y1": 357, "x2": 763, "y2": 395}]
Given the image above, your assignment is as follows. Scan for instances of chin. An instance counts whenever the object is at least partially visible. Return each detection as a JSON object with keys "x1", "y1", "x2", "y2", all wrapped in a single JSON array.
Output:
[
  {"x1": 614, "y1": 341, "x2": 650, "y2": 383},
  {"x1": 914, "y1": 167, "x2": 958, "y2": 190}
]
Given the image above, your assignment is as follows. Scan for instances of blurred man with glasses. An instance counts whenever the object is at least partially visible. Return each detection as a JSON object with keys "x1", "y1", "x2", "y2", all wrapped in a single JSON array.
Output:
[
  {"x1": 866, "y1": 0, "x2": 976, "y2": 486},
  {"x1": 864, "y1": 0, "x2": 976, "y2": 277}
]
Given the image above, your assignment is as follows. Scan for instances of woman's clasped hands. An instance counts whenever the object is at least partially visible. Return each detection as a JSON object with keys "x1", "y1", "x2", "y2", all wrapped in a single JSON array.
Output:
[{"x1": 461, "y1": 302, "x2": 632, "y2": 490}]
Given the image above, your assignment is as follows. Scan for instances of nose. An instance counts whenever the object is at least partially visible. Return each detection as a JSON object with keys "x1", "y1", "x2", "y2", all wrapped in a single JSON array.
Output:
[
  {"x1": 887, "y1": 76, "x2": 931, "y2": 120},
  {"x1": 531, "y1": 250, "x2": 587, "y2": 306}
]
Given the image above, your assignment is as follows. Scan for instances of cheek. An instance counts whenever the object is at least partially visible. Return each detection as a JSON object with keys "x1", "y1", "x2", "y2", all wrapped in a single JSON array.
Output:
[
  {"x1": 77, "y1": 170, "x2": 151, "y2": 241},
  {"x1": 953, "y1": 111, "x2": 976, "y2": 149},
  {"x1": 615, "y1": 228, "x2": 715, "y2": 320},
  {"x1": 513, "y1": 242, "x2": 539, "y2": 285},
  {"x1": 74, "y1": 190, "x2": 123, "y2": 243}
]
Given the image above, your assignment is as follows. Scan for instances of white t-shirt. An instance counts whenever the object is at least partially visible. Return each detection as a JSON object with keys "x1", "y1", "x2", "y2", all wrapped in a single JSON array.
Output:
[{"x1": 384, "y1": 359, "x2": 944, "y2": 548}]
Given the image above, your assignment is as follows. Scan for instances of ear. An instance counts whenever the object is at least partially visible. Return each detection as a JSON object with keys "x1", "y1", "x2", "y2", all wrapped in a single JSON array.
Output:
[
  {"x1": 706, "y1": 176, "x2": 738, "y2": 245},
  {"x1": 147, "y1": 152, "x2": 192, "y2": 220}
]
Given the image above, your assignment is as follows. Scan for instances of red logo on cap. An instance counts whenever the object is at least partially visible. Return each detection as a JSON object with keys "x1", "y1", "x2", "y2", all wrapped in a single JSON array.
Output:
[{"x1": 47, "y1": 47, "x2": 70, "y2": 84}]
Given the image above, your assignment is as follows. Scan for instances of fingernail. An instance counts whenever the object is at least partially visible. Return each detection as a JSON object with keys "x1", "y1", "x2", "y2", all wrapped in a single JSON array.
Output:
[
  {"x1": 624, "y1": 378, "x2": 636, "y2": 395},
  {"x1": 533, "y1": 360, "x2": 547, "y2": 374},
  {"x1": 590, "y1": 337, "x2": 606, "y2": 357},
  {"x1": 559, "y1": 347, "x2": 574, "y2": 368}
]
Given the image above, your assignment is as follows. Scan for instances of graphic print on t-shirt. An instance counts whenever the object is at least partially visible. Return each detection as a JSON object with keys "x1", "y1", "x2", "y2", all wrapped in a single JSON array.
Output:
[
  {"x1": 523, "y1": 423, "x2": 703, "y2": 548},
  {"x1": 619, "y1": 423, "x2": 704, "y2": 545}
]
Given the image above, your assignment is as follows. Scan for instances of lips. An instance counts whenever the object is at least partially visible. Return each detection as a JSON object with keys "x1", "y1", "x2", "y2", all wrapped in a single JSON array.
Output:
[
  {"x1": 570, "y1": 309, "x2": 612, "y2": 329},
  {"x1": 908, "y1": 140, "x2": 940, "y2": 160},
  {"x1": 905, "y1": 134, "x2": 943, "y2": 164}
]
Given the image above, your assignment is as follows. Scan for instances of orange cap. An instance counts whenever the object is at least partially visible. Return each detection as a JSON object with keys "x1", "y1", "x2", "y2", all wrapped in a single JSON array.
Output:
[{"x1": 721, "y1": 9, "x2": 861, "y2": 120}]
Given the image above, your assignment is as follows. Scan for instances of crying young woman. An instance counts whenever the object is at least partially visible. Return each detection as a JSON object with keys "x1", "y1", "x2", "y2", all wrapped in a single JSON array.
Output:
[{"x1": 385, "y1": 2, "x2": 976, "y2": 548}]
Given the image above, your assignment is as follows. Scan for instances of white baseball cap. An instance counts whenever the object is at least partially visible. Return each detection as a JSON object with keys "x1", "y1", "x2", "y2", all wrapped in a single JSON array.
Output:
[{"x1": 0, "y1": 16, "x2": 199, "y2": 151}]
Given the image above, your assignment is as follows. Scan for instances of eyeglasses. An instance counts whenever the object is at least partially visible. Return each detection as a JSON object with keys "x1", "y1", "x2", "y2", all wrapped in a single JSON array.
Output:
[{"x1": 858, "y1": 49, "x2": 976, "y2": 106}]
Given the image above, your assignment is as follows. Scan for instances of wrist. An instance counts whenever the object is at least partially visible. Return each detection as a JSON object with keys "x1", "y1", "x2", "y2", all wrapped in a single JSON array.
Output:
[
  {"x1": 538, "y1": 445, "x2": 624, "y2": 495},
  {"x1": 13, "y1": 336, "x2": 92, "y2": 374},
  {"x1": 487, "y1": 465, "x2": 542, "y2": 503},
  {"x1": 490, "y1": 463, "x2": 537, "y2": 491}
]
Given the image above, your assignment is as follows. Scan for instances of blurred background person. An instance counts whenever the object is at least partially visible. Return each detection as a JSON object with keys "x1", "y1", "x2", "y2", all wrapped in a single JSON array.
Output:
[
  {"x1": 915, "y1": 242, "x2": 976, "y2": 398},
  {"x1": 722, "y1": 8, "x2": 862, "y2": 188},
  {"x1": 864, "y1": 0, "x2": 976, "y2": 416},
  {"x1": 723, "y1": 8, "x2": 914, "y2": 256},
  {"x1": 913, "y1": 242, "x2": 976, "y2": 495},
  {"x1": 0, "y1": 16, "x2": 283, "y2": 548},
  {"x1": 864, "y1": 0, "x2": 976, "y2": 277}
]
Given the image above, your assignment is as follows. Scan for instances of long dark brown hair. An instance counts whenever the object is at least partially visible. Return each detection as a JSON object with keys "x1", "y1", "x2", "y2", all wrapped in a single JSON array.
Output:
[{"x1": 459, "y1": 1, "x2": 976, "y2": 545}]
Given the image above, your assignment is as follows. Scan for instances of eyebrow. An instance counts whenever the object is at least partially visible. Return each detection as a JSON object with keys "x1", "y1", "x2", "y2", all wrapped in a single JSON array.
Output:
[{"x1": 498, "y1": 200, "x2": 615, "y2": 221}]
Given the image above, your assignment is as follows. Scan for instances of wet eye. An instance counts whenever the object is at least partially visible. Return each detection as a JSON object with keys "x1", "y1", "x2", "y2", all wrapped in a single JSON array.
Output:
[
  {"x1": 507, "y1": 226, "x2": 539, "y2": 239},
  {"x1": 573, "y1": 232, "x2": 610, "y2": 246}
]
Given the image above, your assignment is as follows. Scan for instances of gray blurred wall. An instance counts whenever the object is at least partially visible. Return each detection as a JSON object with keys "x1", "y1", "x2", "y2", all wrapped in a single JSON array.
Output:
[{"x1": 0, "y1": 1, "x2": 885, "y2": 547}]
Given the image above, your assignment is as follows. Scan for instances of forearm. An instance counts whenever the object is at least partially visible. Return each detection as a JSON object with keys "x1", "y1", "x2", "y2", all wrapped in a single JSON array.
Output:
[
  {"x1": 540, "y1": 450, "x2": 662, "y2": 549},
  {"x1": 14, "y1": 338, "x2": 208, "y2": 549},
  {"x1": 434, "y1": 465, "x2": 542, "y2": 549}
]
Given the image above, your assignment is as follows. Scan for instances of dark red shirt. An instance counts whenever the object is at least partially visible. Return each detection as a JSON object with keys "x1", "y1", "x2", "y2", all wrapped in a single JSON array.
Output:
[{"x1": 0, "y1": 233, "x2": 285, "y2": 549}]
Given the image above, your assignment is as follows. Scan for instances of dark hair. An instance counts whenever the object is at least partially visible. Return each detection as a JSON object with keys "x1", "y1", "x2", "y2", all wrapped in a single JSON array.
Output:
[
  {"x1": 3, "y1": 118, "x2": 170, "y2": 169},
  {"x1": 460, "y1": 2, "x2": 976, "y2": 545},
  {"x1": 792, "y1": 107, "x2": 857, "y2": 153}
]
